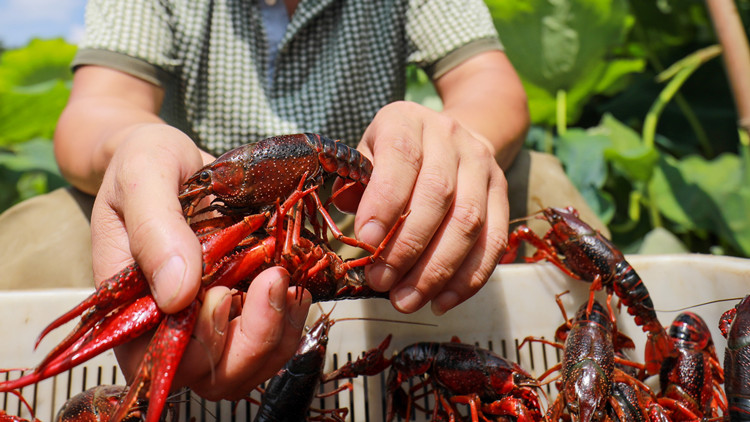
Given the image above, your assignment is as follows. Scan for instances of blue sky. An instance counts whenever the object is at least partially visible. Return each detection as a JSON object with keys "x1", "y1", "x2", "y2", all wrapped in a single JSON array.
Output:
[{"x1": 0, "y1": 0, "x2": 86, "y2": 48}]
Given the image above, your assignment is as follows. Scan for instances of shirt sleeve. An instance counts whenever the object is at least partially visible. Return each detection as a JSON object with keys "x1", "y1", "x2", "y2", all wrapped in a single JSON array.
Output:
[
  {"x1": 71, "y1": 0, "x2": 179, "y2": 86},
  {"x1": 405, "y1": 0, "x2": 503, "y2": 79}
]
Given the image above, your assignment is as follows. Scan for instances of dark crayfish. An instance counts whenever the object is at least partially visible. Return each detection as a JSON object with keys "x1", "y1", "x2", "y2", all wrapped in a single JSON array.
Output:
[
  {"x1": 250, "y1": 308, "x2": 394, "y2": 422},
  {"x1": 658, "y1": 312, "x2": 726, "y2": 420},
  {"x1": 326, "y1": 337, "x2": 545, "y2": 422},
  {"x1": 522, "y1": 294, "x2": 649, "y2": 422},
  {"x1": 608, "y1": 379, "x2": 671, "y2": 422},
  {"x1": 720, "y1": 295, "x2": 750, "y2": 422},
  {"x1": 0, "y1": 134, "x2": 403, "y2": 422},
  {"x1": 501, "y1": 206, "x2": 672, "y2": 375}
]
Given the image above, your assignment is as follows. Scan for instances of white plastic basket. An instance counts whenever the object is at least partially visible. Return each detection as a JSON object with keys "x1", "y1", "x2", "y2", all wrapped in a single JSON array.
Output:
[{"x1": 2, "y1": 254, "x2": 748, "y2": 421}]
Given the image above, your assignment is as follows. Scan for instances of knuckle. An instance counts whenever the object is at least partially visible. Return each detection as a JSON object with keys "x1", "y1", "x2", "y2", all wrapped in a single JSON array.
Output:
[
  {"x1": 390, "y1": 229, "x2": 424, "y2": 267},
  {"x1": 452, "y1": 199, "x2": 485, "y2": 241},
  {"x1": 384, "y1": 135, "x2": 422, "y2": 168},
  {"x1": 437, "y1": 114, "x2": 462, "y2": 135},
  {"x1": 422, "y1": 260, "x2": 456, "y2": 290},
  {"x1": 419, "y1": 169, "x2": 455, "y2": 209},
  {"x1": 465, "y1": 270, "x2": 489, "y2": 295},
  {"x1": 487, "y1": 224, "x2": 509, "y2": 260}
]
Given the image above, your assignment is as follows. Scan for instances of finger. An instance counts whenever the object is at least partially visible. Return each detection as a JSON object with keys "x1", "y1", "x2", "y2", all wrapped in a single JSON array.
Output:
[
  {"x1": 431, "y1": 167, "x2": 509, "y2": 315},
  {"x1": 236, "y1": 286, "x2": 311, "y2": 396},
  {"x1": 90, "y1": 195, "x2": 137, "y2": 283},
  {"x1": 388, "y1": 136, "x2": 490, "y2": 313},
  {"x1": 364, "y1": 120, "x2": 459, "y2": 294},
  {"x1": 115, "y1": 130, "x2": 204, "y2": 313},
  {"x1": 191, "y1": 267, "x2": 310, "y2": 401},
  {"x1": 171, "y1": 286, "x2": 232, "y2": 388},
  {"x1": 355, "y1": 103, "x2": 424, "y2": 251}
]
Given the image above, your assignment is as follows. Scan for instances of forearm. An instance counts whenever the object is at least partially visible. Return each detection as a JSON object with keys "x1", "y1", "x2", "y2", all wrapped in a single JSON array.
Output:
[
  {"x1": 54, "y1": 66, "x2": 214, "y2": 195},
  {"x1": 55, "y1": 96, "x2": 166, "y2": 194},
  {"x1": 436, "y1": 51, "x2": 529, "y2": 170}
]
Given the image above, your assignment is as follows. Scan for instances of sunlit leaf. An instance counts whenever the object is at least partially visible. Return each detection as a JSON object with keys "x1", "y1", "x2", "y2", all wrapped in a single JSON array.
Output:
[
  {"x1": 0, "y1": 81, "x2": 70, "y2": 146},
  {"x1": 0, "y1": 38, "x2": 75, "y2": 90},
  {"x1": 489, "y1": 0, "x2": 630, "y2": 92},
  {"x1": 596, "y1": 114, "x2": 659, "y2": 182},
  {"x1": 649, "y1": 152, "x2": 750, "y2": 254}
]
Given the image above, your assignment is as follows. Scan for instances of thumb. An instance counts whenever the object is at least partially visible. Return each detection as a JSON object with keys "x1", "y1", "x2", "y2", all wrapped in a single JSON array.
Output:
[{"x1": 103, "y1": 128, "x2": 205, "y2": 314}]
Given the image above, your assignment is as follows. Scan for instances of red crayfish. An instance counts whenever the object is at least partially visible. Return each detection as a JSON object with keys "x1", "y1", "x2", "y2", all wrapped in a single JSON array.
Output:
[
  {"x1": 54, "y1": 385, "x2": 161, "y2": 422},
  {"x1": 500, "y1": 206, "x2": 672, "y2": 376},
  {"x1": 1, "y1": 386, "x2": 148, "y2": 422},
  {"x1": 657, "y1": 311, "x2": 726, "y2": 420},
  {"x1": 719, "y1": 294, "x2": 750, "y2": 422},
  {"x1": 0, "y1": 134, "x2": 404, "y2": 422},
  {"x1": 325, "y1": 337, "x2": 545, "y2": 422},
  {"x1": 522, "y1": 293, "x2": 651, "y2": 422}
]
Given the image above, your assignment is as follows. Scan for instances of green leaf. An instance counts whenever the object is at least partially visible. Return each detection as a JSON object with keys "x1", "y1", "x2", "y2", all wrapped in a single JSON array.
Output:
[
  {"x1": 490, "y1": 0, "x2": 630, "y2": 93},
  {"x1": 0, "y1": 138, "x2": 62, "y2": 174},
  {"x1": 522, "y1": 81, "x2": 557, "y2": 125},
  {"x1": 555, "y1": 128, "x2": 615, "y2": 221},
  {"x1": 595, "y1": 114, "x2": 659, "y2": 182},
  {"x1": 0, "y1": 38, "x2": 76, "y2": 90},
  {"x1": 488, "y1": 0, "x2": 643, "y2": 126},
  {"x1": 0, "y1": 138, "x2": 67, "y2": 213},
  {"x1": 593, "y1": 58, "x2": 646, "y2": 96},
  {"x1": 0, "y1": 81, "x2": 70, "y2": 146},
  {"x1": 649, "y1": 152, "x2": 750, "y2": 255}
]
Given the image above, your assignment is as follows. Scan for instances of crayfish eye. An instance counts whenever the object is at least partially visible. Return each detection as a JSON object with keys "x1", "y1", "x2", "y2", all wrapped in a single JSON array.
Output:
[{"x1": 199, "y1": 170, "x2": 211, "y2": 183}]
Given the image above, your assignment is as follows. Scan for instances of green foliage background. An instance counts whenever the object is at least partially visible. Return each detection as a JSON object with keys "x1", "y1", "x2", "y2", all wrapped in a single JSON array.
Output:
[
  {"x1": 2, "y1": 0, "x2": 750, "y2": 258},
  {"x1": 0, "y1": 39, "x2": 73, "y2": 210},
  {"x1": 409, "y1": 0, "x2": 750, "y2": 258}
]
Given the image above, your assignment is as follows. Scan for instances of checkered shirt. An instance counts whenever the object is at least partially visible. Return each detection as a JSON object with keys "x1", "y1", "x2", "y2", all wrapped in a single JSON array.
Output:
[{"x1": 72, "y1": 0, "x2": 502, "y2": 155}]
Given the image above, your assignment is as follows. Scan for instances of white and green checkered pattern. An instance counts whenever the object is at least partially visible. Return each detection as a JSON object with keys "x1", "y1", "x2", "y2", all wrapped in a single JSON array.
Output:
[{"x1": 73, "y1": 0, "x2": 502, "y2": 155}]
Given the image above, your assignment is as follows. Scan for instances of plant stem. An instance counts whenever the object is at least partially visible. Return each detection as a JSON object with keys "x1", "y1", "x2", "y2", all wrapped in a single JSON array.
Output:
[
  {"x1": 556, "y1": 89, "x2": 567, "y2": 136},
  {"x1": 633, "y1": 20, "x2": 714, "y2": 157},
  {"x1": 705, "y1": 0, "x2": 750, "y2": 138},
  {"x1": 643, "y1": 45, "x2": 722, "y2": 149}
]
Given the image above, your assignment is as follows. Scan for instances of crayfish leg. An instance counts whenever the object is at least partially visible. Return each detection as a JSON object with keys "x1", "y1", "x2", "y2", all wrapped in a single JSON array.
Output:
[
  {"x1": 110, "y1": 301, "x2": 199, "y2": 422},
  {"x1": 35, "y1": 264, "x2": 149, "y2": 349}
]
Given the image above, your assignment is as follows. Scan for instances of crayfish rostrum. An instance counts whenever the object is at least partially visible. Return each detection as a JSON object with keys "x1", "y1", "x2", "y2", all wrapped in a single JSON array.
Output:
[{"x1": 0, "y1": 134, "x2": 404, "y2": 422}]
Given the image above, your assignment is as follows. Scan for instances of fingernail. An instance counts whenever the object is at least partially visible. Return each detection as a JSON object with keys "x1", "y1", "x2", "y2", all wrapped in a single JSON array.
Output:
[
  {"x1": 393, "y1": 286, "x2": 423, "y2": 313},
  {"x1": 153, "y1": 255, "x2": 186, "y2": 308},
  {"x1": 287, "y1": 295, "x2": 311, "y2": 330},
  {"x1": 268, "y1": 274, "x2": 288, "y2": 312},
  {"x1": 366, "y1": 263, "x2": 398, "y2": 291},
  {"x1": 359, "y1": 220, "x2": 387, "y2": 247},
  {"x1": 213, "y1": 292, "x2": 231, "y2": 335},
  {"x1": 431, "y1": 291, "x2": 460, "y2": 316}
]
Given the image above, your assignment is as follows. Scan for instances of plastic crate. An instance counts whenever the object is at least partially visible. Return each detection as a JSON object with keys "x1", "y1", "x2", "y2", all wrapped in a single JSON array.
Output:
[{"x1": 1, "y1": 254, "x2": 748, "y2": 421}]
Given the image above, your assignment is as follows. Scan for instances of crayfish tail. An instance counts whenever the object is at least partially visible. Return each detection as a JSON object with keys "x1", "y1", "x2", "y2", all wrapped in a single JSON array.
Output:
[{"x1": 644, "y1": 327, "x2": 673, "y2": 376}]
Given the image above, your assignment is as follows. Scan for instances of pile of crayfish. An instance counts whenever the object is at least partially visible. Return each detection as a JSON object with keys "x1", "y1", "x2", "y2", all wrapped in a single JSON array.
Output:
[
  {"x1": 0, "y1": 133, "x2": 406, "y2": 422},
  {"x1": 1, "y1": 131, "x2": 748, "y2": 421},
  {"x1": 304, "y1": 206, "x2": 744, "y2": 421}
]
